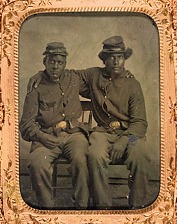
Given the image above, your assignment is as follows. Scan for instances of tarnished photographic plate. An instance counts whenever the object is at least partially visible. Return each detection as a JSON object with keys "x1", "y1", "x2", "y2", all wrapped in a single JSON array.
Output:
[{"x1": 0, "y1": 0, "x2": 177, "y2": 223}]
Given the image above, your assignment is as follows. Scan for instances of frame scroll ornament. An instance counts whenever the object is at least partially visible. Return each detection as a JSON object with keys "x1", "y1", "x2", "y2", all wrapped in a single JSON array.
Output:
[{"x1": 0, "y1": 0, "x2": 177, "y2": 223}]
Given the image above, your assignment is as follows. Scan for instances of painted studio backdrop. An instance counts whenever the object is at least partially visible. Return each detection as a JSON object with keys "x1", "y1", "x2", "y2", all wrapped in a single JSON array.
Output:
[{"x1": 18, "y1": 12, "x2": 160, "y2": 208}]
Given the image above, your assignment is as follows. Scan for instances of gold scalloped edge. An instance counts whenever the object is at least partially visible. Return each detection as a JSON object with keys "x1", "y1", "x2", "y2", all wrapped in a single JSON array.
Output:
[{"x1": 0, "y1": 0, "x2": 176, "y2": 223}]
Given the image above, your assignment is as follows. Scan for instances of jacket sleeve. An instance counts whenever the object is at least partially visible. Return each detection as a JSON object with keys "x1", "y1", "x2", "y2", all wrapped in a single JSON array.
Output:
[
  {"x1": 19, "y1": 89, "x2": 43, "y2": 141},
  {"x1": 72, "y1": 69, "x2": 91, "y2": 99},
  {"x1": 123, "y1": 81, "x2": 148, "y2": 138}
]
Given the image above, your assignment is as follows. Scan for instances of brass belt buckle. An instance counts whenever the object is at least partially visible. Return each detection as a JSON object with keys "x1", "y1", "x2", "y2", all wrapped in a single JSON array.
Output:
[
  {"x1": 56, "y1": 121, "x2": 67, "y2": 129},
  {"x1": 109, "y1": 121, "x2": 121, "y2": 129}
]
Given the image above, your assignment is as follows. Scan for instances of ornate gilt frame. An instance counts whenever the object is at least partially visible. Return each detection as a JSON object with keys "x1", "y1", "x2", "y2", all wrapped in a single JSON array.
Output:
[{"x1": 0, "y1": 0, "x2": 177, "y2": 223}]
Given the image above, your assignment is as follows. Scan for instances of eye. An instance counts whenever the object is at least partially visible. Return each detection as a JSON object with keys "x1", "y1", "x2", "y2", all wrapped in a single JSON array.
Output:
[
  {"x1": 49, "y1": 60, "x2": 55, "y2": 64},
  {"x1": 58, "y1": 61, "x2": 64, "y2": 65},
  {"x1": 49, "y1": 60, "x2": 64, "y2": 65},
  {"x1": 119, "y1": 55, "x2": 124, "y2": 59}
]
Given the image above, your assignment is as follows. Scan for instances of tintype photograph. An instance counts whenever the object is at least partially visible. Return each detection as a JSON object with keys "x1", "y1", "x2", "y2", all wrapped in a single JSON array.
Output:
[
  {"x1": 1, "y1": 0, "x2": 177, "y2": 223},
  {"x1": 19, "y1": 12, "x2": 160, "y2": 210}
]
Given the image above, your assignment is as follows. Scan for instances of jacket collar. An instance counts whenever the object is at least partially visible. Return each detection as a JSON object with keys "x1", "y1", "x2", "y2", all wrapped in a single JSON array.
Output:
[
  {"x1": 40, "y1": 70, "x2": 64, "y2": 84},
  {"x1": 102, "y1": 68, "x2": 127, "y2": 80}
]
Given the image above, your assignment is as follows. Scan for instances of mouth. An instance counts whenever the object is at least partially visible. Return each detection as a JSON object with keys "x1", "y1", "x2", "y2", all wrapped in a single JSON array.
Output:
[
  {"x1": 113, "y1": 67, "x2": 120, "y2": 71},
  {"x1": 50, "y1": 72, "x2": 60, "y2": 77},
  {"x1": 49, "y1": 73, "x2": 60, "y2": 81}
]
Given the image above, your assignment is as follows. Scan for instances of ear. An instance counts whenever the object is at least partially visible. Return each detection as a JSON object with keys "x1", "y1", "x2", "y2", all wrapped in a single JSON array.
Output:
[
  {"x1": 43, "y1": 56, "x2": 47, "y2": 65},
  {"x1": 125, "y1": 48, "x2": 133, "y2": 60}
]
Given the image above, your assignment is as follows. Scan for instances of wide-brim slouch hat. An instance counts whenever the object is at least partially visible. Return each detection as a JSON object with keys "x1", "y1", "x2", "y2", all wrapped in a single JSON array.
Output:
[
  {"x1": 43, "y1": 42, "x2": 68, "y2": 56},
  {"x1": 98, "y1": 36, "x2": 132, "y2": 61}
]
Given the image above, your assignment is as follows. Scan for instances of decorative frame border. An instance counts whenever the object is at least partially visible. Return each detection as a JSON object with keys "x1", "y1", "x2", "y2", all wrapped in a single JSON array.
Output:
[{"x1": 0, "y1": 0, "x2": 177, "y2": 223}]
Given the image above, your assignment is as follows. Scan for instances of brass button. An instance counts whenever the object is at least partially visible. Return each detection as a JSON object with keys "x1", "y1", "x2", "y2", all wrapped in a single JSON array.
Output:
[{"x1": 62, "y1": 113, "x2": 65, "y2": 117}]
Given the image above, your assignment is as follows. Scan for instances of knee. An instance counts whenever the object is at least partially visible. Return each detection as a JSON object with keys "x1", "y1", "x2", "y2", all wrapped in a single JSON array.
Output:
[
  {"x1": 87, "y1": 145, "x2": 108, "y2": 166},
  {"x1": 29, "y1": 149, "x2": 51, "y2": 172},
  {"x1": 70, "y1": 134, "x2": 89, "y2": 149},
  {"x1": 89, "y1": 132, "x2": 104, "y2": 145},
  {"x1": 125, "y1": 141, "x2": 150, "y2": 171},
  {"x1": 71, "y1": 154, "x2": 87, "y2": 167},
  {"x1": 88, "y1": 133, "x2": 108, "y2": 160}
]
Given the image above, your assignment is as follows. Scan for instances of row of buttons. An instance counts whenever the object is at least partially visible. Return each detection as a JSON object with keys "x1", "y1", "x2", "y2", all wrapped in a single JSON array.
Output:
[{"x1": 61, "y1": 91, "x2": 65, "y2": 116}]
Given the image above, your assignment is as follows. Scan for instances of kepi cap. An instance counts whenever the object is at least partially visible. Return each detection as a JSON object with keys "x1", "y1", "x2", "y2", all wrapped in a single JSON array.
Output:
[
  {"x1": 43, "y1": 42, "x2": 68, "y2": 56},
  {"x1": 98, "y1": 36, "x2": 132, "y2": 61}
]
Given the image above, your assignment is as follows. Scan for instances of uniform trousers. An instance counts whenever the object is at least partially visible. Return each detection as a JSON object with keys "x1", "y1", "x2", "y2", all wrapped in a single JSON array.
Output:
[
  {"x1": 28, "y1": 131, "x2": 89, "y2": 209},
  {"x1": 87, "y1": 131, "x2": 150, "y2": 209}
]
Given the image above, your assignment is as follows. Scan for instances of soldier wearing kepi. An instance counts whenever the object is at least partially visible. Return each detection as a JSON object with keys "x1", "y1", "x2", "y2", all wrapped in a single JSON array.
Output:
[
  {"x1": 20, "y1": 42, "x2": 90, "y2": 209},
  {"x1": 27, "y1": 36, "x2": 150, "y2": 210},
  {"x1": 80, "y1": 36, "x2": 149, "y2": 209}
]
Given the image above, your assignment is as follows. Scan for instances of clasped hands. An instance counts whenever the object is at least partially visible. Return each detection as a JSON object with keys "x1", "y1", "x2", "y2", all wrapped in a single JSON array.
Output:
[{"x1": 109, "y1": 136, "x2": 129, "y2": 164}]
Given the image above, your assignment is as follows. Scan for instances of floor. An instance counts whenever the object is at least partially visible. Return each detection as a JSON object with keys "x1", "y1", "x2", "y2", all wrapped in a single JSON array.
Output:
[{"x1": 20, "y1": 175, "x2": 160, "y2": 210}]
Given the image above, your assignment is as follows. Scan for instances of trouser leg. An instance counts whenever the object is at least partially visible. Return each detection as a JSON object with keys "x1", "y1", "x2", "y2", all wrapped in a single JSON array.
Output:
[
  {"x1": 124, "y1": 137, "x2": 150, "y2": 208},
  {"x1": 62, "y1": 132, "x2": 89, "y2": 209},
  {"x1": 28, "y1": 146, "x2": 60, "y2": 209},
  {"x1": 87, "y1": 132, "x2": 112, "y2": 209}
]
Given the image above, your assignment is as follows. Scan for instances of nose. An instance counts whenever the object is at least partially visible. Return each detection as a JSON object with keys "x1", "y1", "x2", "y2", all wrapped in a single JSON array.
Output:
[
  {"x1": 52, "y1": 62, "x2": 59, "y2": 69},
  {"x1": 114, "y1": 57, "x2": 119, "y2": 65}
]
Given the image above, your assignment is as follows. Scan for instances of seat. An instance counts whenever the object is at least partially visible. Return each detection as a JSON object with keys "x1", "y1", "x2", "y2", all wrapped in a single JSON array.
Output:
[{"x1": 52, "y1": 100, "x2": 130, "y2": 203}]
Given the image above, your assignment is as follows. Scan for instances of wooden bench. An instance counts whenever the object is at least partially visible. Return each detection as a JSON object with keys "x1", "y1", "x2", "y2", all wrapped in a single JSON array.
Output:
[{"x1": 52, "y1": 101, "x2": 130, "y2": 201}]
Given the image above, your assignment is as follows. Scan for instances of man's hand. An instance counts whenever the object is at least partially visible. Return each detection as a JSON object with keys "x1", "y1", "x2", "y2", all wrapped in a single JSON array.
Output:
[
  {"x1": 38, "y1": 132, "x2": 63, "y2": 149},
  {"x1": 110, "y1": 136, "x2": 129, "y2": 164},
  {"x1": 27, "y1": 71, "x2": 43, "y2": 93}
]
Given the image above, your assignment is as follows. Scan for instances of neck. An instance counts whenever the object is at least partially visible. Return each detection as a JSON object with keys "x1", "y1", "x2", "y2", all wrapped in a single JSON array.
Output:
[
  {"x1": 44, "y1": 70, "x2": 65, "y2": 83},
  {"x1": 104, "y1": 68, "x2": 125, "y2": 80}
]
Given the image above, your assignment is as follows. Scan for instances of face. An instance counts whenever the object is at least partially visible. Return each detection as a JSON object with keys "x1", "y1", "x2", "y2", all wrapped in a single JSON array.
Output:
[
  {"x1": 105, "y1": 53, "x2": 125, "y2": 77},
  {"x1": 44, "y1": 55, "x2": 66, "y2": 82}
]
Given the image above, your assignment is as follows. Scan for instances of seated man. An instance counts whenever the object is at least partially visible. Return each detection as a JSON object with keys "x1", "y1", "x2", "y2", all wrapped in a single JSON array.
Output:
[
  {"x1": 28, "y1": 36, "x2": 150, "y2": 209},
  {"x1": 82, "y1": 36, "x2": 150, "y2": 209},
  {"x1": 20, "y1": 42, "x2": 89, "y2": 209}
]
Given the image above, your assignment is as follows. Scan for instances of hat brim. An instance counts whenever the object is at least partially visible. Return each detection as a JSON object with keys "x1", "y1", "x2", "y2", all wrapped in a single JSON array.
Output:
[
  {"x1": 43, "y1": 51, "x2": 68, "y2": 56},
  {"x1": 98, "y1": 48, "x2": 133, "y2": 61}
]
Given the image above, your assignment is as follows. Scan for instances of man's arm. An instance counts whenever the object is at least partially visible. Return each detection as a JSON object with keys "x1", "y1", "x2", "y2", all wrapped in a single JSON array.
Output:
[
  {"x1": 27, "y1": 69, "x2": 91, "y2": 97},
  {"x1": 73, "y1": 69, "x2": 91, "y2": 99},
  {"x1": 110, "y1": 81, "x2": 147, "y2": 163},
  {"x1": 20, "y1": 89, "x2": 41, "y2": 141},
  {"x1": 122, "y1": 81, "x2": 147, "y2": 138}
]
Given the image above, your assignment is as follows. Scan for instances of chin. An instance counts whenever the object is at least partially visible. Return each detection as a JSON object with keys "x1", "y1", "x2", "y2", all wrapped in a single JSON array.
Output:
[{"x1": 113, "y1": 71, "x2": 121, "y2": 75}]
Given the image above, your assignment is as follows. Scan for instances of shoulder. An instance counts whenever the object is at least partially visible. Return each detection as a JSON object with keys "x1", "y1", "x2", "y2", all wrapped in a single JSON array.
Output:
[
  {"x1": 125, "y1": 70, "x2": 135, "y2": 79},
  {"x1": 65, "y1": 69, "x2": 80, "y2": 81},
  {"x1": 125, "y1": 70, "x2": 140, "y2": 85}
]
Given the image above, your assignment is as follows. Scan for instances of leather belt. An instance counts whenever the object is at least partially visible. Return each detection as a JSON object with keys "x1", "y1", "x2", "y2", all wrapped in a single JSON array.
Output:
[
  {"x1": 55, "y1": 121, "x2": 67, "y2": 129},
  {"x1": 109, "y1": 121, "x2": 121, "y2": 129}
]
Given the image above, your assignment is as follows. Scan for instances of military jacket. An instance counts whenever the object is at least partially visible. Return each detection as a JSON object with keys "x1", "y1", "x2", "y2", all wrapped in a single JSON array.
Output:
[
  {"x1": 20, "y1": 70, "x2": 83, "y2": 141},
  {"x1": 77, "y1": 67, "x2": 148, "y2": 138}
]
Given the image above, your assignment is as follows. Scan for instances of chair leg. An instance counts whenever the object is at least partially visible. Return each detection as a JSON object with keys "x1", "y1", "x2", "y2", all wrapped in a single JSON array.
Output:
[{"x1": 52, "y1": 163, "x2": 57, "y2": 198}]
